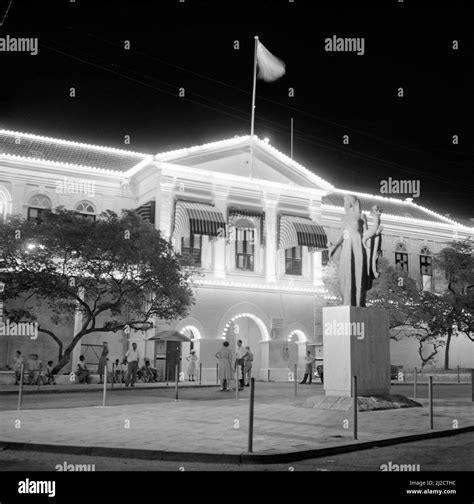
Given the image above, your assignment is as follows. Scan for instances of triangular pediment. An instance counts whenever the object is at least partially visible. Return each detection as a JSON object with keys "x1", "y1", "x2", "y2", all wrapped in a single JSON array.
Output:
[{"x1": 156, "y1": 137, "x2": 333, "y2": 192}]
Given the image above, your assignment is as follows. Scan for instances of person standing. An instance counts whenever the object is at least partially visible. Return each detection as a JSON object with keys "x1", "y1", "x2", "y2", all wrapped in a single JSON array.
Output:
[
  {"x1": 215, "y1": 341, "x2": 233, "y2": 391},
  {"x1": 113, "y1": 358, "x2": 121, "y2": 383},
  {"x1": 13, "y1": 350, "x2": 24, "y2": 385},
  {"x1": 243, "y1": 346, "x2": 253, "y2": 387},
  {"x1": 235, "y1": 339, "x2": 248, "y2": 390},
  {"x1": 300, "y1": 351, "x2": 316, "y2": 384},
  {"x1": 97, "y1": 342, "x2": 109, "y2": 384},
  {"x1": 125, "y1": 342, "x2": 140, "y2": 387},
  {"x1": 186, "y1": 350, "x2": 198, "y2": 381}
]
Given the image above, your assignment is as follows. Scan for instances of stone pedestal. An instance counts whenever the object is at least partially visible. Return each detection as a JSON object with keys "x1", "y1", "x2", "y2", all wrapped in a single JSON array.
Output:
[{"x1": 323, "y1": 306, "x2": 390, "y2": 397}]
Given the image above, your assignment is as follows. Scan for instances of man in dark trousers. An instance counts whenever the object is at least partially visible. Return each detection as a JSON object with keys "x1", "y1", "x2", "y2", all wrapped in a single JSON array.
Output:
[
  {"x1": 300, "y1": 350, "x2": 316, "y2": 384},
  {"x1": 125, "y1": 342, "x2": 140, "y2": 387},
  {"x1": 235, "y1": 339, "x2": 248, "y2": 390}
]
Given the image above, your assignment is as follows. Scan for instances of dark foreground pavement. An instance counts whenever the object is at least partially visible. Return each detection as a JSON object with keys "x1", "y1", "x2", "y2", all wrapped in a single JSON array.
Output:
[{"x1": 1, "y1": 432, "x2": 473, "y2": 471}]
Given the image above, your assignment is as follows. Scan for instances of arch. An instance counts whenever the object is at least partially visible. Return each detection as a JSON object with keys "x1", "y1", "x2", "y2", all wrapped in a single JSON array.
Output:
[
  {"x1": 0, "y1": 185, "x2": 12, "y2": 221},
  {"x1": 233, "y1": 216, "x2": 257, "y2": 230},
  {"x1": 28, "y1": 193, "x2": 52, "y2": 208},
  {"x1": 75, "y1": 200, "x2": 96, "y2": 215},
  {"x1": 394, "y1": 240, "x2": 408, "y2": 252},
  {"x1": 217, "y1": 302, "x2": 271, "y2": 342},
  {"x1": 179, "y1": 325, "x2": 202, "y2": 340},
  {"x1": 221, "y1": 312, "x2": 270, "y2": 341},
  {"x1": 173, "y1": 317, "x2": 206, "y2": 340},
  {"x1": 287, "y1": 328, "x2": 308, "y2": 343},
  {"x1": 419, "y1": 245, "x2": 432, "y2": 256}
]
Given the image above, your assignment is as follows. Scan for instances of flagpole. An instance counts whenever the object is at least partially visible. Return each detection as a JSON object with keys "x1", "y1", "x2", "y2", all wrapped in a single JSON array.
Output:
[
  {"x1": 290, "y1": 117, "x2": 294, "y2": 159},
  {"x1": 250, "y1": 35, "x2": 258, "y2": 179}
]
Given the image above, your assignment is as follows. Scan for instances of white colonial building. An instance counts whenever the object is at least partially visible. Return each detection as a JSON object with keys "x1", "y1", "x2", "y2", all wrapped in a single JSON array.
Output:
[{"x1": 0, "y1": 129, "x2": 472, "y2": 379}]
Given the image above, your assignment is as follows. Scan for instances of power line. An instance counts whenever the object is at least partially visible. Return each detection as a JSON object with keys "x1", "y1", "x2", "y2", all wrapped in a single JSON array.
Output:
[
  {"x1": 85, "y1": 31, "x2": 474, "y2": 159},
  {"x1": 2, "y1": 29, "x2": 473, "y2": 192}
]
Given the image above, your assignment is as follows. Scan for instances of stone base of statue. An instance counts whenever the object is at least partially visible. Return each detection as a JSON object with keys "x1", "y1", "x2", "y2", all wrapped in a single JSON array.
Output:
[{"x1": 322, "y1": 305, "x2": 390, "y2": 397}]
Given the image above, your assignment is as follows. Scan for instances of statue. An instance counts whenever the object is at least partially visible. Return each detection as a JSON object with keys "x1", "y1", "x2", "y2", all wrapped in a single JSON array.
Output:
[{"x1": 329, "y1": 194, "x2": 383, "y2": 307}]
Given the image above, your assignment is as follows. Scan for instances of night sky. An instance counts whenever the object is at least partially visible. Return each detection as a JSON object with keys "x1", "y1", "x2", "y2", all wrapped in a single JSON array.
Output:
[{"x1": 0, "y1": 0, "x2": 472, "y2": 223}]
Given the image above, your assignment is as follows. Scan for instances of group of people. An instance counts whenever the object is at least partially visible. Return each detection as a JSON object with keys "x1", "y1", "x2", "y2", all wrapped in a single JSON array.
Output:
[
  {"x1": 215, "y1": 340, "x2": 253, "y2": 391},
  {"x1": 12, "y1": 351, "x2": 56, "y2": 385},
  {"x1": 77, "y1": 341, "x2": 144, "y2": 387},
  {"x1": 13, "y1": 341, "x2": 319, "y2": 389}
]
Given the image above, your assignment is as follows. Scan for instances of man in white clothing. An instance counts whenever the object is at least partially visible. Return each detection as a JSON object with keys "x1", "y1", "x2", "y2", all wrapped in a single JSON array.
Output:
[
  {"x1": 125, "y1": 342, "x2": 140, "y2": 387},
  {"x1": 235, "y1": 339, "x2": 248, "y2": 390}
]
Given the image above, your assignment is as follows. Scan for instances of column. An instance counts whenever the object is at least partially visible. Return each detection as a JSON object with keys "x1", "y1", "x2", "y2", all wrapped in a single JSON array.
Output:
[
  {"x1": 213, "y1": 186, "x2": 229, "y2": 279},
  {"x1": 158, "y1": 175, "x2": 175, "y2": 239},
  {"x1": 309, "y1": 200, "x2": 324, "y2": 287},
  {"x1": 264, "y1": 193, "x2": 279, "y2": 283}
]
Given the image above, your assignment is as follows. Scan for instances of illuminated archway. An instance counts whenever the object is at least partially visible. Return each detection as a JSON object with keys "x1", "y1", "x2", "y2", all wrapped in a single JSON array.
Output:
[
  {"x1": 179, "y1": 325, "x2": 202, "y2": 340},
  {"x1": 287, "y1": 329, "x2": 307, "y2": 343},
  {"x1": 220, "y1": 312, "x2": 269, "y2": 341}
]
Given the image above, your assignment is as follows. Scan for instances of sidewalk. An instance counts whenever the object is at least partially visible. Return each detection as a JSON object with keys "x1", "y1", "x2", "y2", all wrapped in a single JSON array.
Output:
[
  {"x1": 1, "y1": 389, "x2": 473, "y2": 462},
  {"x1": 0, "y1": 381, "x2": 217, "y2": 395}
]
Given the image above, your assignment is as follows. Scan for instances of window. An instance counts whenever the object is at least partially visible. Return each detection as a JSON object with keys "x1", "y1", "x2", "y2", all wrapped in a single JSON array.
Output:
[
  {"x1": 0, "y1": 190, "x2": 7, "y2": 223},
  {"x1": 394, "y1": 242, "x2": 409, "y2": 272},
  {"x1": 395, "y1": 252, "x2": 409, "y2": 272},
  {"x1": 419, "y1": 246, "x2": 432, "y2": 291},
  {"x1": 235, "y1": 228, "x2": 254, "y2": 271},
  {"x1": 285, "y1": 246, "x2": 302, "y2": 275},
  {"x1": 27, "y1": 195, "x2": 52, "y2": 222},
  {"x1": 181, "y1": 234, "x2": 202, "y2": 266},
  {"x1": 419, "y1": 246, "x2": 432, "y2": 276},
  {"x1": 75, "y1": 201, "x2": 96, "y2": 222}
]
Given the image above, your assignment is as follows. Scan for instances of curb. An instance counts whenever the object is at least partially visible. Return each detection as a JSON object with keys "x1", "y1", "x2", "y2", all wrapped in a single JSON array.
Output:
[
  {"x1": 1, "y1": 425, "x2": 473, "y2": 464},
  {"x1": 0, "y1": 384, "x2": 219, "y2": 395}
]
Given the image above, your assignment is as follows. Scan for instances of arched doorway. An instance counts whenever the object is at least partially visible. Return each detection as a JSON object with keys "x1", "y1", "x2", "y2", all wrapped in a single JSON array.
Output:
[
  {"x1": 179, "y1": 326, "x2": 201, "y2": 380},
  {"x1": 221, "y1": 313, "x2": 269, "y2": 380},
  {"x1": 286, "y1": 329, "x2": 308, "y2": 376}
]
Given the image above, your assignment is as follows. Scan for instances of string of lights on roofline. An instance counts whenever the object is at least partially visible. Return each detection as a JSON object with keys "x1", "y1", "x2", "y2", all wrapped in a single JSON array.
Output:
[
  {"x1": 193, "y1": 278, "x2": 327, "y2": 294},
  {"x1": 1, "y1": 130, "x2": 472, "y2": 232}
]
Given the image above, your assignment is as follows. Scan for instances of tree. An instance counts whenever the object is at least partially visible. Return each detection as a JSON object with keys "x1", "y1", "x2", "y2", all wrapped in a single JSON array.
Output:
[
  {"x1": 323, "y1": 257, "x2": 421, "y2": 333},
  {"x1": 0, "y1": 208, "x2": 195, "y2": 373},
  {"x1": 323, "y1": 257, "x2": 447, "y2": 369},
  {"x1": 434, "y1": 238, "x2": 474, "y2": 369}
]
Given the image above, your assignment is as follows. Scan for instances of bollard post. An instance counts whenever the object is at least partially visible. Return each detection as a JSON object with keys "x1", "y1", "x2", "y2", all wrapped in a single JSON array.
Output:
[
  {"x1": 457, "y1": 365, "x2": 460, "y2": 384},
  {"x1": 111, "y1": 363, "x2": 114, "y2": 388},
  {"x1": 102, "y1": 361, "x2": 108, "y2": 407},
  {"x1": 17, "y1": 362, "x2": 24, "y2": 411},
  {"x1": 37, "y1": 362, "x2": 42, "y2": 391},
  {"x1": 216, "y1": 363, "x2": 219, "y2": 385},
  {"x1": 353, "y1": 375, "x2": 358, "y2": 440},
  {"x1": 471, "y1": 369, "x2": 474, "y2": 402},
  {"x1": 235, "y1": 362, "x2": 239, "y2": 400},
  {"x1": 428, "y1": 376, "x2": 433, "y2": 429},
  {"x1": 294, "y1": 364, "x2": 297, "y2": 397},
  {"x1": 248, "y1": 378, "x2": 255, "y2": 453},
  {"x1": 267, "y1": 368, "x2": 270, "y2": 382},
  {"x1": 175, "y1": 364, "x2": 179, "y2": 401},
  {"x1": 413, "y1": 367, "x2": 417, "y2": 400},
  {"x1": 199, "y1": 362, "x2": 202, "y2": 385}
]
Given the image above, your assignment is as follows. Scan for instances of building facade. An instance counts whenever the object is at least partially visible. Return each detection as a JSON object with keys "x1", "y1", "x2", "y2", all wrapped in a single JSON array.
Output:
[{"x1": 0, "y1": 129, "x2": 473, "y2": 378}]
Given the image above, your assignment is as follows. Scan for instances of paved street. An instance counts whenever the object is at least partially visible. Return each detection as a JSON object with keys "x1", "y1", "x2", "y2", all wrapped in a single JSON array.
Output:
[
  {"x1": 0, "y1": 382, "x2": 471, "y2": 411},
  {"x1": 2, "y1": 432, "x2": 473, "y2": 471},
  {"x1": 0, "y1": 382, "x2": 472, "y2": 463}
]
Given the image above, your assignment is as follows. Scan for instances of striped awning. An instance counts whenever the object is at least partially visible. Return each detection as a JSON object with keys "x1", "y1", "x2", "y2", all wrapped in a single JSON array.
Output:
[
  {"x1": 135, "y1": 200, "x2": 156, "y2": 224},
  {"x1": 174, "y1": 200, "x2": 226, "y2": 238},
  {"x1": 279, "y1": 215, "x2": 328, "y2": 250}
]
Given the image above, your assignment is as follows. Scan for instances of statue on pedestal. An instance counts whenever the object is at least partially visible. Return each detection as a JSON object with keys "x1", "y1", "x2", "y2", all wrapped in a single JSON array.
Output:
[{"x1": 329, "y1": 194, "x2": 383, "y2": 307}]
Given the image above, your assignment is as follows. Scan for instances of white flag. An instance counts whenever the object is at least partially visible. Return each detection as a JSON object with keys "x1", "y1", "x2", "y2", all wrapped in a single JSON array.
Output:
[{"x1": 256, "y1": 41, "x2": 286, "y2": 82}]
